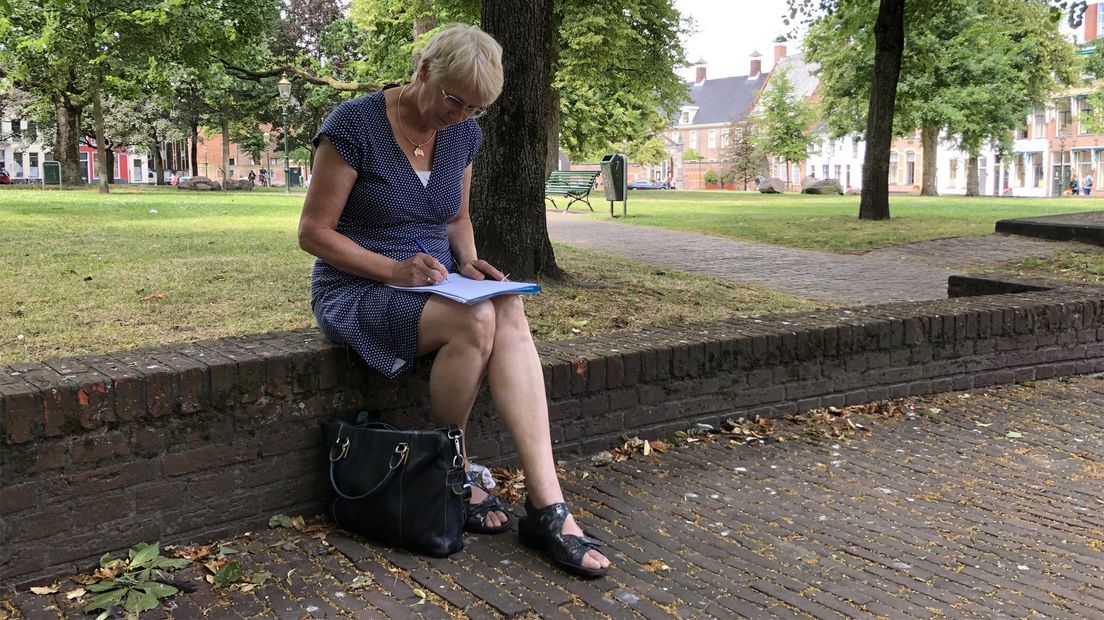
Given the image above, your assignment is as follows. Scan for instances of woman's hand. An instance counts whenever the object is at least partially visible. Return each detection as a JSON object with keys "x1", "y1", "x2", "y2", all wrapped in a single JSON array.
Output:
[
  {"x1": 393, "y1": 254, "x2": 449, "y2": 286},
  {"x1": 458, "y1": 259, "x2": 506, "y2": 281}
]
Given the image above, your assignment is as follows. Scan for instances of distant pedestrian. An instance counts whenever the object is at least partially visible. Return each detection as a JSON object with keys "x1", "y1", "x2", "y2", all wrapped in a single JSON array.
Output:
[
  {"x1": 1070, "y1": 176, "x2": 1079, "y2": 195},
  {"x1": 259, "y1": 169, "x2": 268, "y2": 187},
  {"x1": 1084, "y1": 173, "x2": 1093, "y2": 196},
  {"x1": 248, "y1": 170, "x2": 257, "y2": 185}
]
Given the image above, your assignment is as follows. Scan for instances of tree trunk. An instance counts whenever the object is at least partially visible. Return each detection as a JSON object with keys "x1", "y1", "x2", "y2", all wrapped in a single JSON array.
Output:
[
  {"x1": 105, "y1": 147, "x2": 115, "y2": 184},
  {"x1": 54, "y1": 95, "x2": 83, "y2": 186},
  {"x1": 966, "y1": 154, "x2": 979, "y2": 196},
  {"x1": 150, "y1": 138, "x2": 165, "y2": 185},
  {"x1": 920, "y1": 122, "x2": 939, "y2": 196},
  {"x1": 859, "y1": 0, "x2": 904, "y2": 220},
  {"x1": 472, "y1": 0, "x2": 562, "y2": 279},
  {"x1": 191, "y1": 124, "x2": 200, "y2": 176},
  {"x1": 221, "y1": 115, "x2": 231, "y2": 187},
  {"x1": 91, "y1": 82, "x2": 109, "y2": 194}
]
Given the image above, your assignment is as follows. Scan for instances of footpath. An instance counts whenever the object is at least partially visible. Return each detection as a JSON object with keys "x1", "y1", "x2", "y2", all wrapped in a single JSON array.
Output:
[
  {"x1": 4, "y1": 214, "x2": 1104, "y2": 619},
  {"x1": 545, "y1": 210, "x2": 1091, "y2": 304}
]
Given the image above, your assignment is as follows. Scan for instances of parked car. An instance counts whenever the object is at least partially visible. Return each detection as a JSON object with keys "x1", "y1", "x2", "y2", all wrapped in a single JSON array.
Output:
[
  {"x1": 0, "y1": 169, "x2": 10, "y2": 184},
  {"x1": 627, "y1": 179, "x2": 670, "y2": 190}
]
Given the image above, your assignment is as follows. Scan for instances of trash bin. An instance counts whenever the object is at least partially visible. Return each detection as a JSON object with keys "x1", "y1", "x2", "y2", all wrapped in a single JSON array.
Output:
[
  {"x1": 43, "y1": 161, "x2": 61, "y2": 186},
  {"x1": 289, "y1": 167, "x2": 303, "y2": 187},
  {"x1": 600, "y1": 153, "x2": 625, "y2": 202}
]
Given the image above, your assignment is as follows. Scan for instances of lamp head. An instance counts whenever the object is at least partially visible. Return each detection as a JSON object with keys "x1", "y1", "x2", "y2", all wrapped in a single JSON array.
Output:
[{"x1": 277, "y1": 73, "x2": 291, "y2": 99}]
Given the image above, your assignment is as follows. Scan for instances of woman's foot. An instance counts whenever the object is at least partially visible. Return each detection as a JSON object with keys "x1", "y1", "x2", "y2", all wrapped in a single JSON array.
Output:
[
  {"x1": 518, "y1": 497, "x2": 610, "y2": 577},
  {"x1": 467, "y1": 483, "x2": 511, "y2": 533}
]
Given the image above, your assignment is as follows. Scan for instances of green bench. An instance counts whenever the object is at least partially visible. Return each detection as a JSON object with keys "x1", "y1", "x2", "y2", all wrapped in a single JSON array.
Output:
[{"x1": 544, "y1": 170, "x2": 601, "y2": 212}]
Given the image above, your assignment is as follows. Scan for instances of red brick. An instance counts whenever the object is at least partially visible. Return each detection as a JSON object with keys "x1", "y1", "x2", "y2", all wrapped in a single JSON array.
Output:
[
  {"x1": 71, "y1": 431, "x2": 128, "y2": 465},
  {"x1": 0, "y1": 381, "x2": 42, "y2": 444},
  {"x1": 152, "y1": 351, "x2": 208, "y2": 414},
  {"x1": 61, "y1": 461, "x2": 156, "y2": 497},
  {"x1": 89, "y1": 357, "x2": 146, "y2": 422},
  {"x1": 0, "y1": 482, "x2": 37, "y2": 513},
  {"x1": 161, "y1": 440, "x2": 256, "y2": 477}
]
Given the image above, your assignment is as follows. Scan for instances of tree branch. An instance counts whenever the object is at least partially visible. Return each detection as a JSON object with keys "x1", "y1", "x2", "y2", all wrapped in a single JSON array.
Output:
[{"x1": 218, "y1": 60, "x2": 379, "y2": 92}]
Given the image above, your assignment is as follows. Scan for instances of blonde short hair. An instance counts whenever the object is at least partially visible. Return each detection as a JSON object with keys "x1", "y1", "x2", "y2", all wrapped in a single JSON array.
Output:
[{"x1": 413, "y1": 24, "x2": 504, "y2": 104}]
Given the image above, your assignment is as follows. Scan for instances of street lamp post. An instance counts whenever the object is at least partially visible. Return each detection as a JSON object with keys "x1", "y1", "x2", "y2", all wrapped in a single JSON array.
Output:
[
  {"x1": 1057, "y1": 128, "x2": 1069, "y2": 197},
  {"x1": 277, "y1": 73, "x2": 291, "y2": 194}
]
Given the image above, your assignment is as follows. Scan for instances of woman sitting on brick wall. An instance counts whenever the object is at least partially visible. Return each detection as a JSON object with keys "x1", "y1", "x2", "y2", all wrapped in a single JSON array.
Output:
[{"x1": 297, "y1": 24, "x2": 609, "y2": 578}]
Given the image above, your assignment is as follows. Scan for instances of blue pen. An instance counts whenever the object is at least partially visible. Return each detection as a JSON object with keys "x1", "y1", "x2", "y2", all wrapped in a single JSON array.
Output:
[{"x1": 414, "y1": 238, "x2": 432, "y2": 255}]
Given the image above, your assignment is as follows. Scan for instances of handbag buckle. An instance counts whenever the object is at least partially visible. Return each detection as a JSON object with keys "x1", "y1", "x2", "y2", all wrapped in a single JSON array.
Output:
[
  {"x1": 330, "y1": 436, "x2": 350, "y2": 462},
  {"x1": 448, "y1": 427, "x2": 464, "y2": 468},
  {"x1": 389, "y1": 443, "x2": 409, "y2": 469}
]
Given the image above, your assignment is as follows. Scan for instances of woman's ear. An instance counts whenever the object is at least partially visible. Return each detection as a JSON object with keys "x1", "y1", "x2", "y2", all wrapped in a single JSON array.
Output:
[{"x1": 417, "y1": 62, "x2": 430, "y2": 84}]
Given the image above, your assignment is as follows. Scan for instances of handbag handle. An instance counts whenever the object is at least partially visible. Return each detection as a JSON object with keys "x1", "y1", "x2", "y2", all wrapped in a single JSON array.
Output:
[
  {"x1": 329, "y1": 436, "x2": 409, "y2": 500},
  {"x1": 327, "y1": 423, "x2": 465, "y2": 500}
]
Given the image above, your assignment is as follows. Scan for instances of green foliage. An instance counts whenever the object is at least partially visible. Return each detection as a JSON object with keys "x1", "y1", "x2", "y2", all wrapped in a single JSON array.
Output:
[
  {"x1": 703, "y1": 169, "x2": 719, "y2": 185},
  {"x1": 752, "y1": 68, "x2": 815, "y2": 166},
  {"x1": 681, "y1": 148, "x2": 703, "y2": 162},
  {"x1": 805, "y1": 0, "x2": 1078, "y2": 151},
  {"x1": 554, "y1": 0, "x2": 689, "y2": 161},
  {"x1": 82, "y1": 543, "x2": 190, "y2": 618},
  {"x1": 721, "y1": 120, "x2": 765, "y2": 189}
]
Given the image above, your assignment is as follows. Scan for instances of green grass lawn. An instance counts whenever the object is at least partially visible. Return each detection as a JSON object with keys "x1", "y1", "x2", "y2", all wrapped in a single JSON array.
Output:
[
  {"x1": 0, "y1": 187, "x2": 817, "y2": 362},
  {"x1": 592, "y1": 190, "x2": 1102, "y2": 252}
]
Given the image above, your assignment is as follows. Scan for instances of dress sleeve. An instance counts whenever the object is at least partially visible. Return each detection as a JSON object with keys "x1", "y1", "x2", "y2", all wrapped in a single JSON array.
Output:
[
  {"x1": 313, "y1": 99, "x2": 365, "y2": 172},
  {"x1": 466, "y1": 122, "x2": 484, "y2": 166}
]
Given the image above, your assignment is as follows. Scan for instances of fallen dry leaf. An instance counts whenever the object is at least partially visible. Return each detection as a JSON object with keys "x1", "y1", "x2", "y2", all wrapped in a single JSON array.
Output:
[
  {"x1": 29, "y1": 585, "x2": 59, "y2": 595},
  {"x1": 140, "y1": 293, "x2": 167, "y2": 303},
  {"x1": 64, "y1": 588, "x2": 86, "y2": 600}
]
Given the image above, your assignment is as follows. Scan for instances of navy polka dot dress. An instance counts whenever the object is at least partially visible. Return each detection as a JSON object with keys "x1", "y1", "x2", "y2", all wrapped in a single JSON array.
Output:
[{"x1": 310, "y1": 87, "x2": 483, "y2": 378}]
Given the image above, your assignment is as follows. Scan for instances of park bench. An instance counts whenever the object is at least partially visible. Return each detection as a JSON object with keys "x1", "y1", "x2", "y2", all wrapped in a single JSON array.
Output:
[{"x1": 544, "y1": 170, "x2": 601, "y2": 212}]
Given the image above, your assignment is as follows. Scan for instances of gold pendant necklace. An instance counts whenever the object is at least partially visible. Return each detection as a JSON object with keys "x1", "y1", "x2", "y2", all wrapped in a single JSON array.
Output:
[{"x1": 397, "y1": 85, "x2": 435, "y2": 157}]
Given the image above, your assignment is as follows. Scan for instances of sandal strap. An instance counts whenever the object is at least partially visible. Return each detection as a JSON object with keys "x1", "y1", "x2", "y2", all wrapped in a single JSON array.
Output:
[
  {"x1": 523, "y1": 498, "x2": 604, "y2": 570},
  {"x1": 468, "y1": 493, "x2": 507, "y2": 519}
]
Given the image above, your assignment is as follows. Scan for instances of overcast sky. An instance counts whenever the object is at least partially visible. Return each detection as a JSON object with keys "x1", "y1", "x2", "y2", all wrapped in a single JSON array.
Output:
[{"x1": 673, "y1": 0, "x2": 799, "y2": 81}]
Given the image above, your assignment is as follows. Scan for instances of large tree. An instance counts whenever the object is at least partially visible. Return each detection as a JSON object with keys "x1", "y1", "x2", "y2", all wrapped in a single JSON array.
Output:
[
  {"x1": 787, "y1": 0, "x2": 1086, "y2": 218},
  {"x1": 473, "y1": 0, "x2": 559, "y2": 277},
  {"x1": 753, "y1": 68, "x2": 816, "y2": 192},
  {"x1": 806, "y1": 0, "x2": 1076, "y2": 198}
]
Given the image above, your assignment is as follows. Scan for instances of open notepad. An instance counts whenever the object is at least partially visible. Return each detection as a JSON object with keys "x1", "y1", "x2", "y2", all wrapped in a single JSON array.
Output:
[{"x1": 388, "y1": 273, "x2": 541, "y2": 304}]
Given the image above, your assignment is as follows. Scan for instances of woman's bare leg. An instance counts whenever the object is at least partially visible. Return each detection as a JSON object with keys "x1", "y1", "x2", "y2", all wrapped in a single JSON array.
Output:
[
  {"x1": 484, "y1": 296, "x2": 609, "y2": 570},
  {"x1": 417, "y1": 297, "x2": 507, "y2": 527}
]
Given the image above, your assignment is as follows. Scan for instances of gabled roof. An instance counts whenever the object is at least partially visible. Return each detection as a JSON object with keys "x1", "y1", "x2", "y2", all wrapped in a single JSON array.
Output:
[
  {"x1": 684, "y1": 72, "x2": 771, "y2": 126},
  {"x1": 770, "y1": 53, "x2": 819, "y2": 100}
]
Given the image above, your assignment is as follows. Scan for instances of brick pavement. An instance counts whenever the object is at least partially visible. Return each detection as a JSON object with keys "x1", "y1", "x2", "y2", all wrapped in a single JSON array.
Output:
[
  {"x1": 6, "y1": 375, "x2": 1102, "y2": 618},
  {"x1": 545, "y1": 210, "x2": 1094, "y2": 305}
]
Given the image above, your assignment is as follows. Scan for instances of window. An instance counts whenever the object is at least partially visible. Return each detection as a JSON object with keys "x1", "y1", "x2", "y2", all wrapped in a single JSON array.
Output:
[
  {"x1": 1015, "y1": 154, "x2": 1025, "y2": 187},
  {"x1": 29, "y1": 152, "x2": 39, "y2": 177},
  {"x1": 1057, "y1": 98, "x2": 1072, "y2": 132},
  {"x1": 720, "y1": 129, "x2": 729, "y2": 149},
  {"x1": 889, "y1": 152, "x2": 899, "y2": 184},
  {"x1": 9, "y1": 119, "x2": 21, "y2": 139},
  {"x1": 707, "y1": 130, "x2": 717, "y2": 149},
  {"x1": 1079, "y1": 96, "x2": 1093, "y2": 135},
  {"x1": 680, "y1": 111, "x2": 690, "y2": 124},
  {"x1": 822, "y1": 164, "x2": 828, "y2": 178},
  {"x1": 229, "y1": 157, "x2": 236, "y2": 166},
  {"x1": 670, "y1": 131, "x2": 681, "y2": 144},
  {"x1": 906, "y1": 152, "x2": 916, "y2": 185},
  {"x1": 949, "y1": 159, "x2": 958, "y2": 187},
  {"x1": 12, "y1": 151, "x2": 23, "y2": 176},
  {"x1": 845, "y1": 165, "x2": 851, "y2": 187},
  {"x1": 1016, "y1": 124, "x2": 1028, "y2": 140},
  {"x1": 1031, "y1": 153, "x2": 1043, "y2": 188},
  {"x1": 689, "y1": 131, "x2": 698, "y2": 150},
  {"x1": 270, "y1": 157, "x2": 279, "y2": 167},
  {"x1": 27, "y1": 121, "x2": 38, "y2": 141},
  {"x1": 852, "y1": 140, "x2": 859, "y2": 159},
  {"x1": 835, "y1": 164, "x2": 841, "y2": 180},
  {"x1": 1033, "y1": 110, "x2": 1046, "y2": 138}
]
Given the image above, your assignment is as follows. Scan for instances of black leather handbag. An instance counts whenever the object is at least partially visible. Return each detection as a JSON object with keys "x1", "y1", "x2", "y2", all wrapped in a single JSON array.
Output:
[{"x1": 321, "y1": 418, "x2": 468, "y2": 557}]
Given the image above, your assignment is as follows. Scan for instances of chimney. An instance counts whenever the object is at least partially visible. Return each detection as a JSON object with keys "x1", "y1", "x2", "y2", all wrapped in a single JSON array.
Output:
[
  {"x1": 774, "y1": 41, "x2": 787, "y2": 65},
  {"x1": 693, "y1": 58, "x2": 707, "y2": 84},
  {"x1": 1087, "y1": 3, "x2": 1099, "y2": 42},
  {"x1": 749, "y1": 51, "x2": 762, "y2": 78}
]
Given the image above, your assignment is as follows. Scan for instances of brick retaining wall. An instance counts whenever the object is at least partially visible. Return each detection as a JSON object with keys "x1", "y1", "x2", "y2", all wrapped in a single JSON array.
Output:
[{"x1": 2, "y1": 274, "x2": 1103, "y2": 587}]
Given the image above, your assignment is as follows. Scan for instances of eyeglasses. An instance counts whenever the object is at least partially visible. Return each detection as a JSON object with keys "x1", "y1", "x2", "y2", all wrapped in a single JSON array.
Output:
[{"x1": 441, "y1": 88, "x2": 488, "y2": 118}]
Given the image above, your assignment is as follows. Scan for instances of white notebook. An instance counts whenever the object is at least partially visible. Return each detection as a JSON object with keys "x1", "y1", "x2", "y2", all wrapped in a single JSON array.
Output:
[{"x1": 388, "y1": 273, "x2": 541, "y2": 305}]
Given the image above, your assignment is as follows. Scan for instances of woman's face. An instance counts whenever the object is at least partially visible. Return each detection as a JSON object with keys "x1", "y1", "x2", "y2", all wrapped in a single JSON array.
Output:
[{"x1": 419, "y1": 73, "x2": 490, "y2": 129}]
